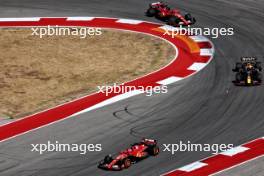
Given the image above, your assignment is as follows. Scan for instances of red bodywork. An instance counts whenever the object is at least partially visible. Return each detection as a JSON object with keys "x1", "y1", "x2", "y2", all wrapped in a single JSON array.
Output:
[
  {"x1": 98, "y1": 139, "x2": 159, "y2": 171},
  {"x1": 147, "y1": 2, "x2": 194, "y2": 26},
  {"x1": 107, "y1": 144, "x2": 148, "y2": 169}
]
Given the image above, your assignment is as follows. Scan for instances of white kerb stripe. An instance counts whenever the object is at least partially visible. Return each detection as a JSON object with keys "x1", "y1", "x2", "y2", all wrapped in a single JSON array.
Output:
[
  {"x1": 221, "y1": 146, "x2": 249, "y2": 156},
  {"x1": 116, "y1": 19, "x2": 143, "y2": 24},
  {"x1": 262, "y1": 137, "x2": 264, "y2": 139},
  {"x1": 157, "y1": 76, "x2": 183, "y2": 85},
  {"x1": 0, "y1": 18, "x2": 40, "y2": 22},
  {"x1": 190, "y1": 35, "x2": 209, "y2": 42},
  {"x1": 178, "y1": 162, "x2": 208, "y2": 172},
  {"x1": 71, "y1": 90, "x2": 144, "y2": 116},
  {"x1": 67, "y1": 17, "x2": 95, "y2": 21},
  {"x1": 188, "y1": 63, "x2": 207, "y2": 71},
  {"x1": 200, "y1": 48, "x2": 214, "y2": 56}
]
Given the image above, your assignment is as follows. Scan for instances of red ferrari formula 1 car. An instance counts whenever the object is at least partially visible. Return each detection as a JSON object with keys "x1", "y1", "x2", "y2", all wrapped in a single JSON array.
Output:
[
  {"x1": 98, "y1": 138, "x2": 159, "y2": 171},
  {"x1": 146, "y1": 2, "x2": 196, "y2": 26}
]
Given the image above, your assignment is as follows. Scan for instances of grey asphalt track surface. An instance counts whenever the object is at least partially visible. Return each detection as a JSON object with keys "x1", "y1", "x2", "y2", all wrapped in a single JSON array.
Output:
[{"x1": 0, "y1": 0, "x2": 264, "y2": 176}]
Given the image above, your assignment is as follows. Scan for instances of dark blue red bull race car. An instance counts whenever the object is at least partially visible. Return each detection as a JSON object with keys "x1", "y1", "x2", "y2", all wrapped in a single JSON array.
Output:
[{"x1": 233, "y1": 57, "x2": 262, "y2": 86}]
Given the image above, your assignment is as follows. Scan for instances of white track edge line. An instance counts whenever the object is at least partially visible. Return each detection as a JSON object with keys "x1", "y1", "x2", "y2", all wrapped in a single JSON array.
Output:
[
  {"x1": 66, "y1": 17, "x2": 95, "y2": 21},
  {"x1": 0, "y1": 18, "x2": 40, "y2": 21},
  {"x1": 71, "y1": 90, "x2": 144, "y2": 116},
  {"x1": 178, "y1": 161, "x2": 208, "y2": 172},
  {"x1": 156, "y1": 76, "x2": 183, "y2": 85},
  {"x1": 220, "y1": 146, "x2": 249, "y2": 156}
]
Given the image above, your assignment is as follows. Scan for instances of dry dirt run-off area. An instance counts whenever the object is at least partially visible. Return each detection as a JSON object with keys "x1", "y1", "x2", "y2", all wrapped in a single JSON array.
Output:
[{"x1": 0, "y1": 28, "x2": 175, "y2": 119}]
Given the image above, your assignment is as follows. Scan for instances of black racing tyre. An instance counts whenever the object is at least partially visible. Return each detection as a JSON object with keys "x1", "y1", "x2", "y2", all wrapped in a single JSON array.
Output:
[
  {"x1": 235, "y1": 63, "x2": 242, "y2": 71},
  {"x1": 185, "y1": 13, "x2": 192, "y2": 20},
  {"x1": 104, "y1": 155, "x2": 112, "y2": 163},
  {"x1": 185, "y1": 13, "x2": 196, "y2": 24},
  {"x1": 191, "y1": 17, "x2": 196, "y2": 24},
  {"x1": 257, "y1": 72, "x2": 262, "y2": 81},
  {"x1": 256, "y1": 62, "x2": 262, "y2": 71},
  {"x1": 146, "y1": 8, "x2": 156, "y2": 17},
  {"x1": 236, "y1": 73, "x2": 243, "y2": 82},
  {"x1": 168, "y1": 16, "x2": 180, "y2": 26},
  {"x1": 123, "y1": 158, "x2": 131, "y2": 168}
]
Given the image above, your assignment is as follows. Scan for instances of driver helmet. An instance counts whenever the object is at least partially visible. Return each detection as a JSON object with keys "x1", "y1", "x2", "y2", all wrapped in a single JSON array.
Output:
[{"x1": 246, "y1": 63, "x2": 253, "y2": 69}]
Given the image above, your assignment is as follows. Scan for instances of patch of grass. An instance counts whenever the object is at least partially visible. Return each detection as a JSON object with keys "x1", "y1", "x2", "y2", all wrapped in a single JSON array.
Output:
[{"x1": 0, "y1": 28, "x2": 175, "y2": 119}]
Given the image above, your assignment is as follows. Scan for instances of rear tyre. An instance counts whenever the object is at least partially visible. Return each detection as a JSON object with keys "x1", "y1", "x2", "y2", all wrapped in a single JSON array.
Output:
[
  {"x1": 185, "y1": 13, "x2": 192, "y2": 20},
  {"x1": 123, "y1": 158, "x2": 131, "y2": 169},
  {"x1": 256, "y1": 72, "x2": 262, "y2": 82},
  {"x1": 185, "y1": 13, "x2": 196, "y2": 24},
  {"x1": 191, "y1": 17, "x2": 196, "y2": 24},
  {"x1": 146, "y1": 8, "x2": 156, "y2": 17}
]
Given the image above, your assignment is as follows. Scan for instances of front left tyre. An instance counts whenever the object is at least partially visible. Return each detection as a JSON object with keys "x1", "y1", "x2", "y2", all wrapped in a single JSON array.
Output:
[
  {"x1": 146, "y1": 8, "x2": 157, "y2": 17},
  {"x1": 236, "y1": 72, "x2": 243, "y2": 82},
  {"x1": 123, "y1": 158, "x2": 131, "y2": 169}
]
